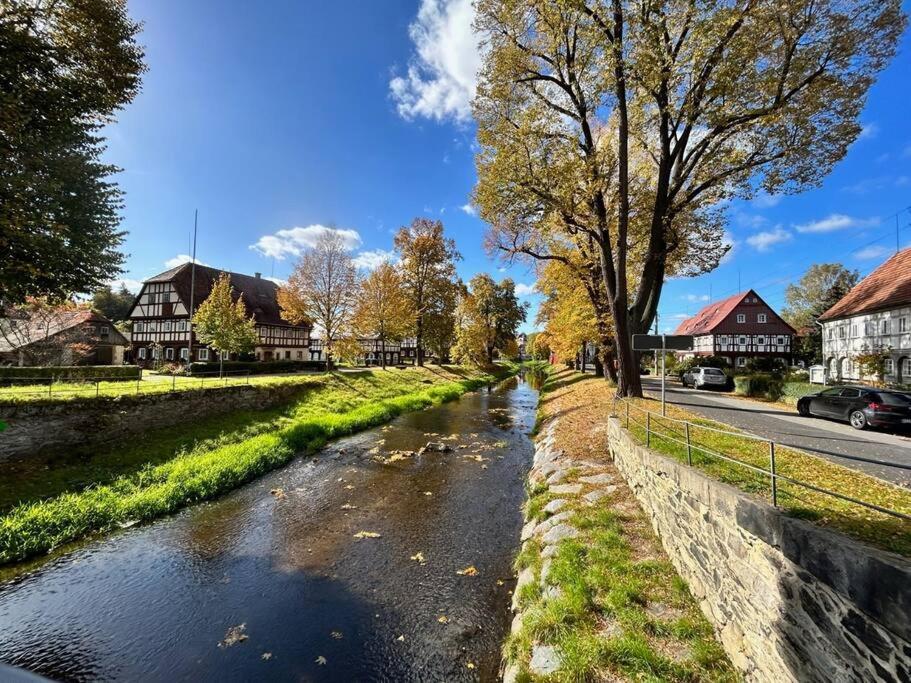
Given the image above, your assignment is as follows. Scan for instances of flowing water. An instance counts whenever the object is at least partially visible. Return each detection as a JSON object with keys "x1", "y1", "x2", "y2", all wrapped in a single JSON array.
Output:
[{"x1": 0, "y1": 373, "x2": 542, "y2": 682}]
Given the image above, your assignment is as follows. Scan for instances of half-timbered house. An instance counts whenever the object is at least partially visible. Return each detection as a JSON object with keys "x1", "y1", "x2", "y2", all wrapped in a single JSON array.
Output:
[
  {"x1": 673, "y1": 290, "x2": 795, "y2": 369},
  {"x1": 128, "y1": 263, "x2": 312, "y2": 365}
]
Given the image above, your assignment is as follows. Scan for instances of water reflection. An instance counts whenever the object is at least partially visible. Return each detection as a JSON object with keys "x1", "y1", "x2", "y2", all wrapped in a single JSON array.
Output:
[{"x1": 0, "y1": 375, "x2": 540, "y2": 682}]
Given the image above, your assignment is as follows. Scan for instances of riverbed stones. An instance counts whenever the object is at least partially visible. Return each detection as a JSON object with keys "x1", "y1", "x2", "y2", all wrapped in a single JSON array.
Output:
[
  {"x1": 583, "y1": 486, "x2": 617, "y2": 504},
  {"x1": 541, "y1": 522, "x2": 580, "y2": 546},
  {"x1": 543, "y1": 498, "x2": 566, "y2": 515},
  {"x1": 579, "y1": 473, "x2": 614, "y2": 485},
  {"x1": 422, "y1": 441, "x2": 451, "y2": 452},
  {"x1": 550, "y1": 483, "x2": 583, "y2": 496}
]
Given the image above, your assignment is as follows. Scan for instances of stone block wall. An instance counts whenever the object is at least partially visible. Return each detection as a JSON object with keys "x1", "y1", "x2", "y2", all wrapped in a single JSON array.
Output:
[
  {"x1": 607, "y1": 417, "x2": 910, "y2": 682},
  {"x1": 0, "y1": 383, "x2": 312, "y2": 462}
]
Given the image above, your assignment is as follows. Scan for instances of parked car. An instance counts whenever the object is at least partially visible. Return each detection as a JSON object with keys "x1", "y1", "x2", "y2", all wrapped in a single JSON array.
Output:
[
  {"x1": 796, "y1": 387, "x2": 911, "y2": 430},
  {"x1": 681, "y1": 366, "x2": 729, "y2": 389}
]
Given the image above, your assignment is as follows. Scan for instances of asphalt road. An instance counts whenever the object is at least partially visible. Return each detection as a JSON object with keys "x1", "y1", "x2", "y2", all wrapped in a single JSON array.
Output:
[{"x1": 642, "y1": 377, "x2": 911, "y2": 488}]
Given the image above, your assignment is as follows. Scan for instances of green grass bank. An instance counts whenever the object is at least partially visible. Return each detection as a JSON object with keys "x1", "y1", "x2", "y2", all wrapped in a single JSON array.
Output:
[{"x1": 0, "y1": 365, "x2": 510, "y2": 566}]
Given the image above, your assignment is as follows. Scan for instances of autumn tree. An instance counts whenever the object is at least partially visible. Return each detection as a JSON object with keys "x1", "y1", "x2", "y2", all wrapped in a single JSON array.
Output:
[
  {"x1": 783, "y1": 263, "x2": 860, "y2": 363},
  {"x1": 0, "y1": 0, "x2": 145, "y2": 304},
  {"x1": 193, "y1": 274, "x2": 259, "y2": 376},
  {"x1": 452, "y1": 274, "x2": 528, "y2": 366},
  {"x1": 278, "y1": 230, "x2": 358, "y2": 370},
  {"x1": 474, "y1": 0, "x2": 904, "y2": 396},
  {"x1": 394, "y1": 218, "x2": 462, "y2": 365},
  {"x1": 422, "y1": 278, "x2": 461, "y2": 363},
  {"x1": 352, "y1": 263, "x2": 415, "y2": 369}
]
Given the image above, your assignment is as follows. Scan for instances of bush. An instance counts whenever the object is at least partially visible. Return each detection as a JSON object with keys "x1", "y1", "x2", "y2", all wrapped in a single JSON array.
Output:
[
  {"x1": 676, "y1": 355, "x2": 731, "y2": 379},
  {"x1": 734, "y1": 373, "x2": 784, "y2": 401},
  {"x1": 0, "y1": 365, "x2": 141, "y2": 385},
  {"x1": 183, "y1": 360, "x2": 327, "y2": 376}
]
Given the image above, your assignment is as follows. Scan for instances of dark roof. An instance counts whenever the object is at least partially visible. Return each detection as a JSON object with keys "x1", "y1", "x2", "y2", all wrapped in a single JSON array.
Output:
[
  {"x1": 819, "y1": 249, "x2": 911, "y2": 322},
  {"x1": 673, "y1": 289, "x2": 796, "y2": 336},
  {"x1": 142, "y1": 263, "x2": 305, "y2": 328}
]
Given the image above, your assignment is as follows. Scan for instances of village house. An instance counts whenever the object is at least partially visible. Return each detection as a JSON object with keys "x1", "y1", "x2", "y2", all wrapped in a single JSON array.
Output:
[
  {"x1": 0, "y1": 309, "x2": 129, "y2": 366},
  {"x1": 128, "y1": 263, "x2": 312, "y2": 365},
  {"x1": 308, "y1": 337, "x2": 403, "y2": 366},
  {"x1": 819, "y1": 248, "x2": 911, "y2": 384},
  {"x1": 673, "y1": 289, "x2": 796, "y2": 369}
]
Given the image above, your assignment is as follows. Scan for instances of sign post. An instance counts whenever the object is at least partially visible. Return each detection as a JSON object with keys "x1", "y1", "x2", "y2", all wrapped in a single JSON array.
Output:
[{"x1": 632, "y1": 334, "x2": 694, "y2": 417}]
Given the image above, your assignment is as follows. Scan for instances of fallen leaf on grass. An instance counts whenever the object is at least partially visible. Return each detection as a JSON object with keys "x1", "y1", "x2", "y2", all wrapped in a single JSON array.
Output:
[
  {"x1": 353, "y1": 531, "x2": 381, "y2": 539},
  {"x1": 456, "y1": 566, "x2": 478, "y2": 576},
  {"x1": 410, "y1": 552, "x2": 426, "y2": 564},
  {"x1": 466, "y1": 661, "x2": 476, "y2": 669},
  {"x1": 218, "y1": 623, "x2": 248, "y2": 648},
  {"x1": 315, "y1": 655, "x2": 327, "y2": 665}
]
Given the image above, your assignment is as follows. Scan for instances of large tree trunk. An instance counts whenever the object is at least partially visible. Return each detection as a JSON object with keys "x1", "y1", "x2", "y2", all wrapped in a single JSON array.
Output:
[{"x1": 416, "y1": 315, "x2": 424, "y2": 367}]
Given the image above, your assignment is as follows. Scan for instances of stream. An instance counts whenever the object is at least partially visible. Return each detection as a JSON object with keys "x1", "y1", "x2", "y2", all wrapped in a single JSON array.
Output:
[{"x1": 0, "y1": 372, "x2": 541, "y2": 682}]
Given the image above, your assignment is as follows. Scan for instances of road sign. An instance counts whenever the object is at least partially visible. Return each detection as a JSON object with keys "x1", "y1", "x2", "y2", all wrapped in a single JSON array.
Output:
[{"x1": 632, "y1": 334, "x2": 694, "y2": 351}]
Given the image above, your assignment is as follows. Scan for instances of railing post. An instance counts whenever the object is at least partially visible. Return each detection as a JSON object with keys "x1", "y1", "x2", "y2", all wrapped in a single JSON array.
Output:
[
  {"x1": 685, "y1": 422, "x2": 692, "y2": 466},
  {"x1": 769, "y1": 441, "x2": 777, "y2": 506},
  {"x1": 646, "y1": 411, "x2": 651, "y2": 447}
]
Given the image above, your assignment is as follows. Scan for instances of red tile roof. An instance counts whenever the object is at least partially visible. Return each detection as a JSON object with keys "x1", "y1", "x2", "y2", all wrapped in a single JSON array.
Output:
[
  {"x1": 819, "y1": 248, "x2": 911, "y2": 322},
  {"x1": 673, "y1": 291, "x2": 750, "y2": 335}
]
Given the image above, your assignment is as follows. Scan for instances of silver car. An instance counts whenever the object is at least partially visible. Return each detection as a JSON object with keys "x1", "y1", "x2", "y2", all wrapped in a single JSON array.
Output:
[{"x1": 682, "y1": 366, "x2": 729, "y2": 389}]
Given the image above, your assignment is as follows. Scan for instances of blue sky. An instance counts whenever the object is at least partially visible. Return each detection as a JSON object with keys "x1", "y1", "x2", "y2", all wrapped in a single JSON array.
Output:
[{"x1": 107, "y1": 0, "x2": 911, "y2": 334}]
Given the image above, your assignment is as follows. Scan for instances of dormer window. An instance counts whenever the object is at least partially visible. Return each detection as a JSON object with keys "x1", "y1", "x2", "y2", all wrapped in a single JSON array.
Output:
[{"x1": 736, "y1": 314, "x2": 746, "y2": 323}]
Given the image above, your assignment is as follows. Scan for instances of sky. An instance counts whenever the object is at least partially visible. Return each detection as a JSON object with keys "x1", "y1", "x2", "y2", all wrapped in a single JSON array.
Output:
[{"x1": 106, "y1": 0, "x2": 911, "y2": 334}]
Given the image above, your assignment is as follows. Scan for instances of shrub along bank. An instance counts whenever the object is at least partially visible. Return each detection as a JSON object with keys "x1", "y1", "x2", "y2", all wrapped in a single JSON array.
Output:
[
  {"x1": 0, "y1": 366, "x2": 508, "y2": 565},
  {"x1": 733, "y1": 375, "x2": 818, "y2": 404},
  {"x1": 0, "y1": 365, "x2": 141, "y2": 385}
]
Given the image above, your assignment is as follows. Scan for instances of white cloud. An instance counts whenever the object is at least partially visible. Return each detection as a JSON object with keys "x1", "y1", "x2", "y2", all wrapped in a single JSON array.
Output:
[
  {"x1": 389, "y1": 0, "x2": 481, "y2": 122},
  {"x1": 265, "y1": 276, "x2": 288, "y2": 287},
  {"x1": 855, "y1": 245, "x2": 891, "y2": 261},
  {"x1": 352, "y1": 249, "x2": 397, "y2": 271},
  {"x1": 858, "y1": 122, "x2": 879, "y2": 140},
  {"x1": 249, "y1": 225, "x2": 362, "y2": 260},
  {"x1": 164, "y1": 254, "x2": 209, "y2": 268},
  {"x1": 793, "y1": 214, "x2": 879, "y2": 234},
  {"x1": 460, "y1": 203, "x2": 476, "y2": 216},
  {"x1": 682, "y1": 294, "x2": 710, "y2": 303},
  {"x1": 746, "y1": 226, "x2": 792, "y2": 251},
  {"x1": 752, "y1": 193, "x2": 781, "y2": 208},
  {"x1": 514, "y1": 282, "x2": 537, "y2": 297},
  {"x1": 107, "y1": 278, "x2": 143, "y2": 293}
]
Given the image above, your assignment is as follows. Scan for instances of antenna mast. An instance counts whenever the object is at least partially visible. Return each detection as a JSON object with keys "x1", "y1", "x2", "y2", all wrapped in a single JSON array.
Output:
[{"x1": 186, "y1": 210, "x2": 198, "y2": 373}]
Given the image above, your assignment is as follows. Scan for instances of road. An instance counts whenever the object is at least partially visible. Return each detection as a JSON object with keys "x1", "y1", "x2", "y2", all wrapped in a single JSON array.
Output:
[{"x1": 642, "y1": 377, "x2": 911, "y2": 487}]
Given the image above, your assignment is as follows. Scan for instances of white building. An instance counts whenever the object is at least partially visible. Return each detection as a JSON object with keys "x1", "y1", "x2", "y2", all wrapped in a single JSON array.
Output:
[{"x1": 819, "y1": 249, "x2": 911, "y2": 384}]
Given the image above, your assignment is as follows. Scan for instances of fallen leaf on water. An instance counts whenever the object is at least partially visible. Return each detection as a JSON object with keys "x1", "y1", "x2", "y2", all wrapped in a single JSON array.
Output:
[
  {"x1": 270, "y1": 488, "x2": 285, "y2": 499},
  {"x1": 481, "y1": 464, "x2": 488, "y2": 470},
  {"x1": 396, "y1": 635, "x2": 405, "y2": 642},
  {"x1": 330, "y1": 631, "x2": 343, "y2": 639},
  {"x1": 340, "y1": 503, "x2": 357, "y2": 510},
  {"x1": 410, "y1": 552, "x2": 426, "y2": 564},
  {"x1": 261, "y1": 652, "x2": 272, "y2": 661},
  {"x1": 218, "y1": 623, "x2": 248, "y2": 648},
  {"x1": 354, "y1": 531, "x2": 381, "y2": 539},
  {"x1": 437, "y1": 615, "x2": 449, "y2": 623},
  {"x1": 315, "y1": 655, "x2": 327, "y2": 665},
  {"x1": 456, "y1": 566, "x2": 478, "y2": 576}
]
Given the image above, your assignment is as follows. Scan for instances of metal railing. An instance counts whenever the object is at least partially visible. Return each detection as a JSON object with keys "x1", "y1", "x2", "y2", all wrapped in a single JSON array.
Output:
[
  {"x1": 614, "y1": 398, "x2": 911, "y2": 522},
  {"x1": 0, "y1": 370, "x2": 255, "y2": 401}
]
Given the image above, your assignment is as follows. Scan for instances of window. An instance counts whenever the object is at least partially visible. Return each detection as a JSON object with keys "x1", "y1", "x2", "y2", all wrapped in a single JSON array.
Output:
[
  {"x1": 840, "y1": 388, "x2": 861, "y2": 398},
  {"x1": 885, "y1": 358, "x2": 894, "y2": 375},
  {"x1": 736, "y1": 357, "x2": 746, "y2": 367},
  {"x1": 827, "y1": 327, "x2": 833, "y2": 340},
  {"x1": 297, "y1": 351, "x2": 303, "y2": 359},
  {"x1": 148, "y1": 322, "x2": 157, "y2": 332},
  {"x1": 776, "y1": 336, "x2": 785, "y2": 345},
  {"x1": 148, "y1": 293, "x2": 157, "y2": 304},
  {"x1": 152, "y1": 347, "x2": 161, "y2": 360},
  {"x1": 198, "y1": 348, "x2": 209, "y2": 361},
  {"x1": 285, "y1": 350, "x2": 291, "y2": 359},
  {"x1": 757, "y1": 313, "x2": 767, "y2": 323},
  {"x1": 838, "y1": 326, "x2": 845, "y2": 338},
  {"x1": 738, "y1": 336, "x2": 747, "y2": 345},
  {"x1": 138, "y1": 347, "x2": 147, "y2": 360},
  {"x1": 881, "y1": 320, "x2": 890, "y2": 335},
  {"x1": 756, "y1": 337, "x2": 765, "y2": 345},
  {"x1": 864, "y1": 322, "x2": 873, "y2": 335},
  {"x1": 164, "y1": 321, "x2": 172, "y2": 332},
  {"x1": 736, "y1": 314, "x2": 746, "y2": 323},
  {"x1": 904, "y1": 358, "x2": 911, "y2": 378},
  {"x1": 180, "y1": 347, "x2": 189, "y2": 361},
  {"x1": 165, "y1": 347, "x2": 174, "y2": 360},
  {"x1": 135, "y1": 322, "x2": 144, "y2": 333},
  {"x1": 178, "y1": 320, "x2": 187, "y2": 331},
  {"x1": 901, "y1": 318, "x2": 908, "y2": 333}
]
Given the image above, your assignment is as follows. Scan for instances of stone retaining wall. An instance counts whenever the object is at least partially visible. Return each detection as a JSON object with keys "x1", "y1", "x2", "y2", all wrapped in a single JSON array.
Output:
[
  {"x1": 0, "y1": 383, "x2": 313, "y2": 461},
  {"x1": 607, "y1": 417, "x2": 911, "y2": 682}
]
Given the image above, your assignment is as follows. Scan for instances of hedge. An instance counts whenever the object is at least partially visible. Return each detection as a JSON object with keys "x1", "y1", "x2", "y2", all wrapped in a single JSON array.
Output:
[
  {"x1": 185, "y1": 359, "x2": 327, "y2": 375},
  {"x1": 733, "y1": 373, "x2": 784, "y2": 401},
  {"x1": 0, "y1": 365, "x2": 141, "y2": 385}
]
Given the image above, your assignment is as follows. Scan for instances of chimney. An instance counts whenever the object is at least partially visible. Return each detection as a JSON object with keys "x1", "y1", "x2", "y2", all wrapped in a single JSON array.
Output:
[{"x1": 254, "y1": 272, "x2": 261, "y2": 279}]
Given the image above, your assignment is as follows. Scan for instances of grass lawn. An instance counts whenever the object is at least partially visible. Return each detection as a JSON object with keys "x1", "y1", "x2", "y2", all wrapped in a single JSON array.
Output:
[
  {"x1": 621, "y1": 397, "x2": 911, "y2": 556},
  {"x1": 507, "y1": 368, "x2": 738, "y2": 681},
  {"x1": 0, "y1": 364, "x2": 508, "y2": 566}
]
